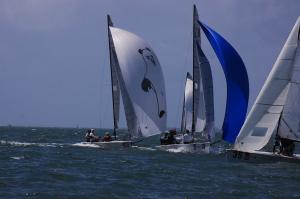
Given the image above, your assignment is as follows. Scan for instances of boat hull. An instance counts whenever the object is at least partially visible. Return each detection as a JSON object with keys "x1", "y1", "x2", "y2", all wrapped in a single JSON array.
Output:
[
  {"x1": 155, "y1": 142, "x2": 210, "y2": 153},
  {"x1": 82, "y1": 141, "x2": 132, "y2": 149},
  {"x1": 226, "y1": 149, "x2": 300, "y2": 163}
]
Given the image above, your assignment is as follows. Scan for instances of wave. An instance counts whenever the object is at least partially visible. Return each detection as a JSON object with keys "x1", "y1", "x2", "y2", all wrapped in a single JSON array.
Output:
[
  {"x1": 10, "y1": 156, "x2": 25, "y2": 160},
  {"x1": 0, "y1": 140, "x2": 66, "y2": 147},
  {"x1": 71, "y1": 142, "x2": 102, "y2": 148},
  {"x1": 132, "y1": 146, "x2": 157, "y2": 151}
]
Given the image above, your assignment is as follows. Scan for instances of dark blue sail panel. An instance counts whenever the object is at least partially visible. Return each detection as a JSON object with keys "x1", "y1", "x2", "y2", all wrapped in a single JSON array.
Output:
[{"x1": 198, "y1": 21, "x2": 249, "y2": 144}]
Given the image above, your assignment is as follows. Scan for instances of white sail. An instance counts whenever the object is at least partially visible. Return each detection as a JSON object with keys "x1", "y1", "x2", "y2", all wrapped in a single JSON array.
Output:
[
  {"x1": 278, "y1": 18, "x2": 300, "y2": 141},
  {"x1": 234, "y1": 17, "x2": 300, "y2": 152},
  {"x1": 109, "y1": 27, "x2": 167, "y2": 138},
  {"x1": 195, "y1": 47, "x2": 215, "y2": 140},
  {"x1": 181, "y1": 73, "x2": 194, "y2": 133},
  {"x1": 107, "y1": 16, "x2": 120, "y2": 130},
  {"x1": 193, "y1": 5, "x2": 215, "y2": 140},
  {"x1": 192, "y1": 5, "x2": 201, "y2": 133}
]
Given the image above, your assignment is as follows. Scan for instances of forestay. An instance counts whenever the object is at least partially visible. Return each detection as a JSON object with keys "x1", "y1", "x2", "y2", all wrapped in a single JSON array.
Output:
[
  {"x1": 234, "y1": 17, "x2": 300, "y2": 152},
  {"x1": 107, "y1": 16, "x2": 121, "y2": 131},
  {"x1": 109, "y1": 27, "x2": 167, "y2": 138}
]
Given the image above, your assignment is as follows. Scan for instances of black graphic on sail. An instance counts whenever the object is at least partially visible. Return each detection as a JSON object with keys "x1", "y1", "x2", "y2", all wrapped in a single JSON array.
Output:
[{"x1": 138, "y1": 48, "x2": 166, "y2": 118}]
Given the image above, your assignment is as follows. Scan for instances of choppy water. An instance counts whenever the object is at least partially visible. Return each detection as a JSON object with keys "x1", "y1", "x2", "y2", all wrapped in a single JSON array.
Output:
[{"x1": 1, "y1": 127, "x2": 300, "y2": 199}]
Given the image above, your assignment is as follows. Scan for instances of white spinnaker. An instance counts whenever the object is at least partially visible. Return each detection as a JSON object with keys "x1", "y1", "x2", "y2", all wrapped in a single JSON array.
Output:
[
  {"x1": 234, "y1": 17, "x2": 300, "y2": 152},
  {"x1": 181, "y1": 73, "x2": 194, "y2": 133},
  {"x1": 110, "y1": 27, "x2": 167, "y2": 138}
]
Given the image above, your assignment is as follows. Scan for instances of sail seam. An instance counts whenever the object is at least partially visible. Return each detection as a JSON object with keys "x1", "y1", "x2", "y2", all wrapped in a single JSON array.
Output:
[
  {"x1": 257, "y1": 103, "x2": 284, "y2": 106},
  {"x1": 273, "y1": 78, "x2": 290, "y2": 81},
  {"x1": 290, "y1": 81, "x2": 300, "y2": 84}
]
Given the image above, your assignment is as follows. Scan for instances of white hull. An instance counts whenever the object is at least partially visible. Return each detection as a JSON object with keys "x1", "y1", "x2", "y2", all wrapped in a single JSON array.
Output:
[
  {"x1": 226, "y1": 149, "x2": 300, "y2": 163},
  {"x1": 156, "y1": 142, "x2": 210, "y2": 153},
  {"x1": 82, "y1": 141, "x2": 132, "y2": 149}
]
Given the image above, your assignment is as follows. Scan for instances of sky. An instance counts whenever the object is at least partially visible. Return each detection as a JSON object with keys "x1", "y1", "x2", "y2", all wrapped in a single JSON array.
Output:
[{"x1": 0, "y1": 0, "x2": 299, "y2": 129}]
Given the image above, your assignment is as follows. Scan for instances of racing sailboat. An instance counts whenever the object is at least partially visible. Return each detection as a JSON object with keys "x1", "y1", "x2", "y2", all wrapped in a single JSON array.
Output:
[
  {"x1": 157, "y1": 5, "x2": 249, "y2": 153},
  {"x1": 85, "y1": 15, "x2": 167, "y2": 149},
  {"x1": 157, "y1": 5, "x2": 213, "y2": 153},
  {"x1": 227, "y1": 17, "x2": 300, "y2": 163}
]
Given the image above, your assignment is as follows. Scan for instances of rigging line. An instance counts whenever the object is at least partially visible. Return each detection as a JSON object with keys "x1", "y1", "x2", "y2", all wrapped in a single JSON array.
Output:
[
  {"x1": 281, "y1": 117, "x2": 299, "y2": 138},
  {"x1": 177, "y1": 30, "x2": 193, "y2": 129},
  {"x1": 100, "y1": 30, "x2": 109, "y2": 129},
  {"x1": 132, "y1": 139, "x2": 144, "y2": 144},
  {"x1": 290, "y1": 81, "x2": 300, "y2": 85},
  {"x1": 210, "y1": 139, "x2": 222, "y2": 146}
]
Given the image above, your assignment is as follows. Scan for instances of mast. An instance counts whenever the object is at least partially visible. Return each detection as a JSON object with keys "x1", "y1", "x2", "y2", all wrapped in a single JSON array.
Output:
[
  {"x1": 107, "y1": 15, "x2": 117, "y2": 140},
  {"x1": 192, "y1": 5, "x2": 196, "y2": 134},
  {"x1": 192, "y1": 4, "x2": 201, "y2": 134}
]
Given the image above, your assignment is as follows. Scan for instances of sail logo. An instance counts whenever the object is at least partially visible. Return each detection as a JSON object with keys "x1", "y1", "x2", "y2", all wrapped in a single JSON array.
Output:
[{"x1": 138, "y1": 47, "x2": 166, "y2": 118}]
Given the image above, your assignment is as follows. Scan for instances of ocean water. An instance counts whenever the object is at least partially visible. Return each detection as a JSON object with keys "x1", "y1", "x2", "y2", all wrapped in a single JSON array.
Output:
[{"x1": 1, "y1": 127, "x2": 300, "y2": 199}]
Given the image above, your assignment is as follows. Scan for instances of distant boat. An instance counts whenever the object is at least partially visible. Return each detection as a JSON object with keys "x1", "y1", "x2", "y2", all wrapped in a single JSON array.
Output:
[
  {"x1": 157, "y1": 5, "x2": 249, "y2": 153},
  {"x1": 84, "y1": 15, "x2": 167, "y2": 149},
  {"x1": 227, "y1": 17, "x2": 300, "y2": 163}
]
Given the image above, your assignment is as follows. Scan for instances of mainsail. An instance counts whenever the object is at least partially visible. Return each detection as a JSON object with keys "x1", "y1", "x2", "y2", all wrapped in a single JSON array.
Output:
[
  {"x1": 199, "y1": 21, "x2": 249, "y2": 144},
  {"x1": 234, "y1": 17, "x2": 300, "y2": 152},
  {"x1": 108, "y1": 24, "x2": 167, "y2": 138},
  {"x1": 181, "y1": 73, "x2": 194, "y2": 133},
  {"x1": 107, "y1": 16, "x2": 120, "y2": 138},
  {"x1": 192, "y1": 5, "x2": 215, "y2": 140}
]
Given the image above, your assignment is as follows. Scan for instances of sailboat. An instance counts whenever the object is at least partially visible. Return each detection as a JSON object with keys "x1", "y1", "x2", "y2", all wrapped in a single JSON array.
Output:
[
  {"x1": 84, "y1": 15, "x2": 167, "y2": 149},
  {"x1": 157, "y1": 5, "x2": 249, "y2": 153},
  {"x1": 156, "y1": 5, "x2": 215, "y2": 153},
  {"x1": 227, "y1": 17, "x2": 300, "y2": 163}
]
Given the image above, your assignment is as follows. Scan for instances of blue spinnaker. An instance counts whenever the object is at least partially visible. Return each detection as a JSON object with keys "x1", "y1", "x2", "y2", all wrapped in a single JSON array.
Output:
[{"x1": 198, "y1": 21, "x2": 249, "y2": 143}]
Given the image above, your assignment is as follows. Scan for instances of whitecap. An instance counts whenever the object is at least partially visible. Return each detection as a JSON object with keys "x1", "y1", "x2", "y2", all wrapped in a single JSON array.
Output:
[
  {"x1": 71, "y1": 142, "x2": 102, "y2": 148},
  {"x1": 10, "y1": 156, "x2": 24, "y2": 160},
  {"x1": 132, "y1": 146, "x2": 157, "y2": 151}
]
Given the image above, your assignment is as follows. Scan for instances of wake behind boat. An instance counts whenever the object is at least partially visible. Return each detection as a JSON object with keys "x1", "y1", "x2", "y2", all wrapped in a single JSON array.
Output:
[
  {"x1": 227, "y1": 16, "x2": 300, "y2": 163},
  {"x1": 80, "y1": 140, "x2": 133, "y2": 149}
]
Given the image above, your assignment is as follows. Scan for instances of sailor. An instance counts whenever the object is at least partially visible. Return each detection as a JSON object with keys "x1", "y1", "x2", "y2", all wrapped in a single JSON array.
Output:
[
  {"x1": 103, "y1": 132, "x2": 113, "y2": 142},
  {"x1": 160, "y1": 131, "x2": 169, "y2": 145},
  {"x1": 183, "y1": 130, "x2": 194, "y2": 144},
  {"x1": 280, "y1": 138, "x2": 295, "y2": 157},
  {"x1": 85, "y1": 129, "x2": 92, "y2": 142},
  {"x1": 167, "y1": 129, "x2": 177, "y2": 144},
  {"x1": 273, "y1": 136, "x2": 282, "y2": 154},
  {"x1": 85, "y1": 129, "x2": 100, "y2": 142}
]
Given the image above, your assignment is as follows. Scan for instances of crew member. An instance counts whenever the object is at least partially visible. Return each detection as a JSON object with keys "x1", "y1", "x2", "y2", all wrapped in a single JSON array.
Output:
[
  {"x1": 85, "y1": 129, "x2": 100, "y2": 142},
  {"x1": 103, "y1": 132, "x2": 113, "y2": 142},
  {"x1": 281, "y1": 138, "x2": 295, "y2": 157},
  {"x1": 183, "y1": 130, "x2": 194, "y2": 144}
]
